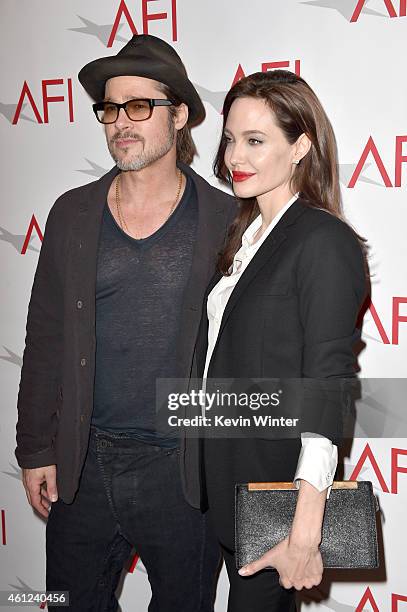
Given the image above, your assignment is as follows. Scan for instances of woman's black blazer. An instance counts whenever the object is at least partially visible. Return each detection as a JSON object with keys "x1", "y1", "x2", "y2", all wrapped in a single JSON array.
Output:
[{"x1": 181, "y1": 197, "x2": 368, "y2": 527}]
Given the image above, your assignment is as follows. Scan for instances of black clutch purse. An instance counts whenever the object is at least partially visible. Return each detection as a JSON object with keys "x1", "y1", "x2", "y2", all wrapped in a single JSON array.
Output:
[{"x1": 235, "y1": 481, "x2": 380, "y2": 569}]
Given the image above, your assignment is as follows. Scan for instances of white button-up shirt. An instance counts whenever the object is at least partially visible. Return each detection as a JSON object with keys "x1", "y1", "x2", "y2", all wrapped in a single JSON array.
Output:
[{"x1": 203, "y1": 194, "x2": 337, "y2": 496}]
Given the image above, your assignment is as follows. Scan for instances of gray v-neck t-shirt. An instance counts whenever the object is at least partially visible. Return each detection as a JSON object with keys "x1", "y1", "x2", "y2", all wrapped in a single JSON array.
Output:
[{"x1": 91, "y1": 174, "x2": 197, "y2": 446}]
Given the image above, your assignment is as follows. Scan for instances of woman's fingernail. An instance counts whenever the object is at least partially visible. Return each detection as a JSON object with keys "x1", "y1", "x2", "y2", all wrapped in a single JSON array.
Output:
[
  {"x1": 238, "y1": 567, "x2": 249, "y2": 576},
  {"x1": 51, "y1": 495, "x2": 58, "y2": 502}
]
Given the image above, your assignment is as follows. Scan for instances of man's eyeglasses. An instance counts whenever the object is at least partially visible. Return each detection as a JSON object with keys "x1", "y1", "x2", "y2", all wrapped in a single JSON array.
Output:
[{"x1": 92, "y1": 98, "x2": 175, "y2": 124}]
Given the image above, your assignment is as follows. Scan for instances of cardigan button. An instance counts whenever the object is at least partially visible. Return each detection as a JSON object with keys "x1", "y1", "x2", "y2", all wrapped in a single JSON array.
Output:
[
  {"x1": 76, "y1": 300, "x2": 83, "y2": 309},
  {"x1": 80, "y1": 358, "x2": 87, "y2": 367}
]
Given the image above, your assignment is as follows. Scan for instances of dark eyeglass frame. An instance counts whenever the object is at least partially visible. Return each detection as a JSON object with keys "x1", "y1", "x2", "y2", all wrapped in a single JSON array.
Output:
[{"x1": 92, "y1": 98, "x2": 175, "y2": 124}]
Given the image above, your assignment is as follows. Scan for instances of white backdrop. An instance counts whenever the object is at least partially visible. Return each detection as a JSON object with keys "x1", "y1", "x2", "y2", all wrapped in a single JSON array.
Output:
[{"x1": 1, "y1": 1, "x2": 406, "y2": 610}]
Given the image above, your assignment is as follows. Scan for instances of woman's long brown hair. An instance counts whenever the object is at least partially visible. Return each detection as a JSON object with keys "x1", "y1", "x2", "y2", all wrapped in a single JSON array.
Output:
[{"x1": 214, "y1": 70, "x2": 368, "y2": 275}]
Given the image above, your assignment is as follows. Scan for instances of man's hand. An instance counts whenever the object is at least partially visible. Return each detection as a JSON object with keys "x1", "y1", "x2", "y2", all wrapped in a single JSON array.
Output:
[
  {"x1": 22, "y1": 465, "x2": 58, "y2": 518},
  {"x1": 238, "y1": 534, "x2": 323, "y2": 590}
]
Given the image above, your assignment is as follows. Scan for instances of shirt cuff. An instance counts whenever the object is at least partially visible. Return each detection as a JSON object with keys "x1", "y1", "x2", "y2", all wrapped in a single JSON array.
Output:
[{"x1": 293, "y1": 432, "x2": 338, "y2": 498}]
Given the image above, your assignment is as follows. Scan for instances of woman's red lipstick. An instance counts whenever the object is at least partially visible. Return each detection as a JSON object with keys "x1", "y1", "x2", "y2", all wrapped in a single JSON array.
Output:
[{"x1": 232, "y1": 171, "x2": 255, "y2": 182}]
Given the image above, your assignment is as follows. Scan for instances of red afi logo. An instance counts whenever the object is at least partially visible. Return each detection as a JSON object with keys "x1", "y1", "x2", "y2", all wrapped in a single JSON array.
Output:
[
  {"x1": 108, "y1": 0, "x2": 178, "y2": 47},
  {"x1": 356, "y1": 587, "x2": 407, "y2": 611},
  {"x1": 21, "y1": 215, "x2": 43, "y2": 254},
  {"x1": 368, "y1": 299, "x2": 407, "y2": 346},
  {"x1": 12, "y1": 79, "x2": 74, "y2": 125},
  {"x1": 349, "y1": 136, "x2": 407, "y2": 188},
  {"x1": 350, "y1": 443, "x2": 407, "y2": 494},
  {"x1": 351, "y1": 0, "x2": 406, "y2": 21}
]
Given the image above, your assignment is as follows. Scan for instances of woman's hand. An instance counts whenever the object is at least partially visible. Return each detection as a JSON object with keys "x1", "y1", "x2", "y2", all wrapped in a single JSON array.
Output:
[
  {"x1": 238, "y1": 479, "x2": 327, "y2": 590},
  {"x1": 238, "y1": 533, "x2": 323, "y2": 590}
]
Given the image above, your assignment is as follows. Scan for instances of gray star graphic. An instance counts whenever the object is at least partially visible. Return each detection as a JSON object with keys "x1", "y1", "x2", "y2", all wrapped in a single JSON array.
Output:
[
  {"x1": 69, "y1": 16, "x2": 127, "y2": 45},
  {"x1": 0, "y1": 347, "x2": 22, "y2": 368},
  {"x1": 7, "y1": 578, "x2": 50, "y2": 609},
  {"x1": 300, "y1": 0, "x2": 387, "y2": 20},
  {"x1": 77, "y1": 159, "x2": 109, "y2": 179},
  {"x1": 339, "y1": 163, "x2": 383, "y2": 188},
  {"x1": 2, "y1": 463, "x2": 22, "y2": 481},
  {"x1": 193, "y1": 84, "x2": 228, "y2": 114},
  {"x1": 361, "y1": 330, "x2": 386, "y2": 344},
  {"x1": 325, "y1": 596, "x2": 366, "y2": 612},
  {"x1": 300, "y1": 589, "x2": 359, "y2": 611},
  {"x1": 338, "y1": 376, "x2": 407, "y2": 440},
  {"x1": 0, "y1": 102, "x2": 35, "y2": 124},
  {"x1": 8, "y1": 578, "x2": 40, "y2": 592},
  {"x1": 0, "y1": 226, "x2": 39, "y2": 253},
  {"x1": 344, "y1": 463, "x2": 371, "y2": 481}
]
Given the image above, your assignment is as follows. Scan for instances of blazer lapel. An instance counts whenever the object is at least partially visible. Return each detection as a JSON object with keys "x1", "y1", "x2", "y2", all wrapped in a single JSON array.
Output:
[{"x1": 217, "y1": 198, "x2": 307, "y2": 339}]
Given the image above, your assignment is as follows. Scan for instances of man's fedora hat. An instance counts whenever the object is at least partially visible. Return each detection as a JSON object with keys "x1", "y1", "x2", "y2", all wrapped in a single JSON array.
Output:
[{"x1": 78, "y1": 34, "x2": 205, "y2": 126}]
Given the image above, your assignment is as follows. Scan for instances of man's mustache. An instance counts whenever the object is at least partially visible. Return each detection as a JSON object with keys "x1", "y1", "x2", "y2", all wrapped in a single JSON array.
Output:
[{"x1": 110, "y1": 132, "x2": 144, "y2": 143}]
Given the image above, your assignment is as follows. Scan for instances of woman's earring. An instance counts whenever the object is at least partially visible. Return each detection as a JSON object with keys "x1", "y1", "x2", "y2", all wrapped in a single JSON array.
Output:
[{"x1": 292, "y1": 160, "x2": 300, "y2": 165}]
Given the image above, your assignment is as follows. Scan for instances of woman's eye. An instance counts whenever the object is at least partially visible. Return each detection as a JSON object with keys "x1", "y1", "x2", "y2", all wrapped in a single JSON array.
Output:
[
  {"x1": 224, "y1": 136, "x2": 233, "y2": 143},
  {"x1": 248, "y1": 138, "x2": 262, "y2": 145}
]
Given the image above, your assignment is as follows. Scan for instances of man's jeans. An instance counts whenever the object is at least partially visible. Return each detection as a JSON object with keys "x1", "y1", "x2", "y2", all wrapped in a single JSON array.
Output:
[{"x1": 46, "y1": 426, "x2": 220, "y2": 611}]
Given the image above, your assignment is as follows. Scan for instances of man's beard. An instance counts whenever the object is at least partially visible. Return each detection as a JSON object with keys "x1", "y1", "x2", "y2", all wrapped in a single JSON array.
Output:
[{"x1": 106, "y1": 116, "x2": 175, "y2": 171}]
